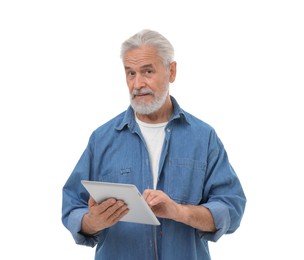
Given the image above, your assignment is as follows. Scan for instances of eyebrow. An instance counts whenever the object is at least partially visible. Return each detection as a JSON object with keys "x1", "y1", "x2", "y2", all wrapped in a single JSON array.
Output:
[
  {"x1": 124, "y1": 64, "x2": 154, "y2": 70},
  {"x1": 140, "y1": 64, "x2": 153, "y2": 69}
]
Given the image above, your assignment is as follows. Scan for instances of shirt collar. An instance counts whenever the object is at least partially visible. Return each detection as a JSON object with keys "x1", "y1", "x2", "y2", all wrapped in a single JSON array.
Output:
[{"x1": 115, "y1": 95, "x2": 190, "y2": 132}]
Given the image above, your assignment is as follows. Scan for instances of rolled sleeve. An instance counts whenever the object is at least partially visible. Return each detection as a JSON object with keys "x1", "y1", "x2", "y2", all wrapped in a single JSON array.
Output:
[
  {"x1": 199, "y1": 201, "x2": 230, "y2": 242},
  {"x1": 67, "y1": 208, "x2": 99, "y2": 247}
]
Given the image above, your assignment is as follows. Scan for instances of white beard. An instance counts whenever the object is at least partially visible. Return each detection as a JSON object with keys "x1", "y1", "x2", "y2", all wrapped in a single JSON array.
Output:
[{"x1": 130, "y1": 84, "x2": 169, "y2": 115}]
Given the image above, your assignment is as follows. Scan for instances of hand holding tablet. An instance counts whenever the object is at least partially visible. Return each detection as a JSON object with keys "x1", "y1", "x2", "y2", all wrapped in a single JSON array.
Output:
[{"x1": 81, "y1": 180, "x2": 160, "y2": 225}]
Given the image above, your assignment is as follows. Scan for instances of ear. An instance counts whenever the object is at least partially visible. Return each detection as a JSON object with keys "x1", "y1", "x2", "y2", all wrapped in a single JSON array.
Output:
[{"x1": 169, "y1": 61, "x2": 177, "y2": 83}]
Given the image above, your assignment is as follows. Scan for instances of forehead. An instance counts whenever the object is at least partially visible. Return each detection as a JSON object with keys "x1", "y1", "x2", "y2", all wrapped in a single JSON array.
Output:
[{"x1": 123, "y1": 46, "x2": 163, "y2": 68}]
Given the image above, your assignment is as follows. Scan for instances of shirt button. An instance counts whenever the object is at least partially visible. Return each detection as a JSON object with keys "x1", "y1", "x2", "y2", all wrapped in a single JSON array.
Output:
[{"x1": 166, "y1": 128, "x2": 171, "y2": 133}]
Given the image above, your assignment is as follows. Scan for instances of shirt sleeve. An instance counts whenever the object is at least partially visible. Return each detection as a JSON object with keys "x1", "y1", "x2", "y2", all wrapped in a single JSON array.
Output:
[
  {"x1": 61, "y1": 140, "x2": 100, "y2": 247},
  {"x1": 200, "y1": 201, "x2": 231, "y2": 241},
  {"x1": 199, "y1": 130, "x2": 246, "y2": 242},
  {"x1": 66, "y1": 208, "x2": 100, "y2": 247}
]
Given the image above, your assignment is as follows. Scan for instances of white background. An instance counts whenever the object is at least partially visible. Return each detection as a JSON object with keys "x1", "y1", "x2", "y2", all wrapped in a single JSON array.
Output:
[{"x1": 1, "y1": 1, "x2": 303, "y2": 259}]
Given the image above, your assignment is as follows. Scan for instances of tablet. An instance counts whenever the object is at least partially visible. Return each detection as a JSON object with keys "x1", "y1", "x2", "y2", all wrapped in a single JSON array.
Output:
[{"x1": 81, "y1": 180, "x2": 160, "y2": 225}]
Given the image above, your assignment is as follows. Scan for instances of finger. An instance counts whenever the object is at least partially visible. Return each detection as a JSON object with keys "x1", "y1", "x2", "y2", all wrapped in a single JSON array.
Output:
[
  {"x1": 147, "y1": 195, "x2": 160, "y2": 207},
  {"x1": 147, "y1": 191, "x2": 168, "y2": 207},
  {"x1": 144, "y1": 190, "x2": 161, "y2": 204},
  {"x1": 109, "y1": 200, "x2": 126, "y2": 214},
  {"x1": 97, "y1": 198, "x2": 118, "y2": 213},
  {"x1": 110, "y1": 204, "x2": 129, "y2": 222},
  {"x1": 143, "y1": 189, "x2": 153, "y2": 200},
  {"x1": 88, "y1": 196, "x2": 97, "y2": 207},
  {"x1": 104, "y1": 201, "x2": 129, "y2": 225}
]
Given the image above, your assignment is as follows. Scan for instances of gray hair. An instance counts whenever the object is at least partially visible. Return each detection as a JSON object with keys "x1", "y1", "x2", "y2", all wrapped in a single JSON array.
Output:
[{"x1": 120, "y1": 29, "x2": 175, "y2": 67}]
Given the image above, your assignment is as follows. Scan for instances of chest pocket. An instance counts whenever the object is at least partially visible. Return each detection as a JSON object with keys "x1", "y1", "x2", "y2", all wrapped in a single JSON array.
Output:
[
  {"x1": 166, "y1": 158, "x2": 206, "y2": 205},
  {"x1": 98, "y1": 167, "x2": 135, "y2": 184}
]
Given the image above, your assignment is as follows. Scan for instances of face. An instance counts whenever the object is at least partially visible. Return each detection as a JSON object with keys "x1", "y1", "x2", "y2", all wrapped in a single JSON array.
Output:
[{"x1": 123, "y1": 46, "x2": 176, "y2": 115}]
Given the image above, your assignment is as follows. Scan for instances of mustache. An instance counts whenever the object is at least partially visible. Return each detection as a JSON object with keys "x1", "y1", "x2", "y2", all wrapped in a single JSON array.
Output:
[{"x1": 132, "y1": 88, "x2": 154, "y2": 97}]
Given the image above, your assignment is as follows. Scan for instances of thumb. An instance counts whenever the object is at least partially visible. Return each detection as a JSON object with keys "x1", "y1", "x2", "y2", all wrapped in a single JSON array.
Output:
[{"x1": 88, "y1": 196, "x2": 97, "y2": 207}]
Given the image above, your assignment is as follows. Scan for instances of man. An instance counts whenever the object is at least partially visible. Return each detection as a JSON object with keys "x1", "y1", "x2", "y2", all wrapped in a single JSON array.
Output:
[{"x1": 62, "y1": 29, "x2": 246, "y2": 260}]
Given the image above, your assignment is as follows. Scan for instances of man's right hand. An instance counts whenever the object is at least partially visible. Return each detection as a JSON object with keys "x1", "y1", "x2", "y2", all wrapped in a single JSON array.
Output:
[{"x1": 81, "y1": 196, "x2": 129, "y2": 235}]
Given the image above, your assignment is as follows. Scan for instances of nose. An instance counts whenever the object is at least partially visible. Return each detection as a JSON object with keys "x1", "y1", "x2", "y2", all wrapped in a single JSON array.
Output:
[{"x1": 133, "y1": 74, "x2": 145, "y2": 89}]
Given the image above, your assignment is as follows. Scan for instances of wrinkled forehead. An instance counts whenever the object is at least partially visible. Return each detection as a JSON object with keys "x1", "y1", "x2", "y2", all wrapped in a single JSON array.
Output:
[{"x1": 123, "y1": 46, "x2": 163, "y2": 68}]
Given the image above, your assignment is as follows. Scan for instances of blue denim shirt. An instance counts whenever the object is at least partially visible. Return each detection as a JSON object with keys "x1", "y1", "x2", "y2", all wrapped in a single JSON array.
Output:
[{"x1": 62, "y1": 96, "x2": 246, "y2": 260}]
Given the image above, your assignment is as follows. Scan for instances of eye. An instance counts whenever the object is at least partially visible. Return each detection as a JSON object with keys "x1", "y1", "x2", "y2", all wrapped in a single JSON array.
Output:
[
  {"x1": 127, "y1": 70, "x2": 136, "y2": 77},
  {"x1": 144, "y1": 69, "x2": 153, "y2": 76}
]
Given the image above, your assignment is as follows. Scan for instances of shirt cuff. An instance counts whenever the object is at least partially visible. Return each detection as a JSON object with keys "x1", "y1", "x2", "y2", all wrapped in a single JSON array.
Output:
[
  {"x1": 199, "y1": 201, "x2": 231, "y2": 242},
  {"x1": 67, "y1": 208, "x2": 99, "y2": 247}
]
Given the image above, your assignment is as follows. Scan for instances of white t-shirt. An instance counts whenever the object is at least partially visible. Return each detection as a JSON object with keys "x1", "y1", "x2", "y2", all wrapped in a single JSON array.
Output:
[{"x1": 136, "y1": 116, "x2": 167, "y2": 189}]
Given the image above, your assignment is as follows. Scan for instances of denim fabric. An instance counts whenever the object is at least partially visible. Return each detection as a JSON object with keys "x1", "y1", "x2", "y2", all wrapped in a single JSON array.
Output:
[{"x1": 62, "y1": 96, "x2": 246, "y2": 260}]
